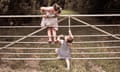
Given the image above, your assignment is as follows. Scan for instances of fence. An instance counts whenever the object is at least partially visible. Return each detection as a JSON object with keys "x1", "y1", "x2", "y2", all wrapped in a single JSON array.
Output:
[{"x1": 0, "y1": 14, "x2": 120, "y2": 60}]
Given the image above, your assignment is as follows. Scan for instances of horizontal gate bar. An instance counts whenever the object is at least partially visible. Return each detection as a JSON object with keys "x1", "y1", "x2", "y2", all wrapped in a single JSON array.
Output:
[
  {"x1": 4, "y1": 46, "x2": 120, "y2": 50},
  {"x1": 0, "y1": 34, "x2": 120, "y2": 38},
  {"x1": 0, "y1": 14, "x2": 120, "y2": 18},
  {"x1": 0, "y1": 52, "x2": 119, "y2": 55},
  {"x1": 0, "y1": 24, "x2": 120, "y2": 28},
  {"x1": 0, "y1": 40, "x2": 120, "y2": 44},
  {"x1": 1, "y1": 57, "x2": 120, "y2": 60}
]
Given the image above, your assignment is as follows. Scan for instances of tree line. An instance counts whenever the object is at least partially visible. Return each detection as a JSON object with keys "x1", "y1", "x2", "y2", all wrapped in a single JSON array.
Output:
[
  {"x1": 0, "y1": 0, "x2": 119, "y2": 25},
  {"x1": 0, "y1": 0, "x2": 120, "y2": 15}
]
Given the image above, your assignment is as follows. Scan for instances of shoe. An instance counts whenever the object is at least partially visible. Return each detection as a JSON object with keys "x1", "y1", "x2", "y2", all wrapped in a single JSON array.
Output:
[
  {"x1": 48, "y1": 40, "x2": 52, "y2": 44},
  {"x1": 54, "y1": 40, "x2": 58, "y2": 43}
]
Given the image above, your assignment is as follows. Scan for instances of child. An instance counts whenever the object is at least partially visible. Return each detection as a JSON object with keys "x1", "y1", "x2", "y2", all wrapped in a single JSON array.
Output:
[
  {"x1": 40, "y1": 4, "x2": 62, "y2": 43},
  {"x1": 55, "y1": 30, "x2": 74, "y2": 70}
]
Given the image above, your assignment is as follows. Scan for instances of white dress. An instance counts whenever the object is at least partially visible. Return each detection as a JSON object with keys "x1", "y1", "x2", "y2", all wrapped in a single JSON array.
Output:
[{"x1": 41, "y1": 11, "x2": 58, "y2": 31}]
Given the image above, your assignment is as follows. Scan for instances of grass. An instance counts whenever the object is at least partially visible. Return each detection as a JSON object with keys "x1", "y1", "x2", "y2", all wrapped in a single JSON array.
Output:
[{"x1": 61, "y1": 9, "x2": 79, "y2": 15}]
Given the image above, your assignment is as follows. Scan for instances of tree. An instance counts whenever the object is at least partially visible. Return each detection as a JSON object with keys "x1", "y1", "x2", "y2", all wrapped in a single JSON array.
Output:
[{"x1": 0, "y1": 0, "x2": 9, "y2": 15}]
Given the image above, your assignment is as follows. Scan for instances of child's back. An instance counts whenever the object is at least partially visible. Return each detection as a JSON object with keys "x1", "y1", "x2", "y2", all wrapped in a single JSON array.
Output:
[
  {"x1": 55, "y1": 30, "x2": 74, "y2": 70},
  {"x1": 57, "y1": 40, "x2": 70, "y2": 59}
]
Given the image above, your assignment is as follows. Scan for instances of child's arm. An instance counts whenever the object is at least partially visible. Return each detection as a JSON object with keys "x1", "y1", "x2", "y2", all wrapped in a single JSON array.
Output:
[
  {"x1": 40, "y1": 7, "x2": 45, "y2": 14},
  {"x1": 57, "y1": 35, "x2": 64, "y2": 43},
  {"x1": 40, "y1": 7, "x2": 48, "y2": 18},
  {"x1": 68, "y1": 30, "x2": 74, "y2": 39},
  {"x1": 54, "y1": 7, "x2": 62, "y2": 17},
  {"x1": 49, "y1": 7, "x2": 62, "y2": 18},
  {"x1": 47, "y1": 8, "x2": 59, "y2": 18}
]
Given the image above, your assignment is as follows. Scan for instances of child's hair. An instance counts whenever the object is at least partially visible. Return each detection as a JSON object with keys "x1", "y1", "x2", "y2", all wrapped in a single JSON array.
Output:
[
  {"x1": 67, "y1": 36, "x2": 73, "y2": 43},
  {"x1": 53, "y1": 3, "x2": 62, "y2": 13},
  {"x1": 59, "y1": 35, "x2": 73, "y2": 43}
]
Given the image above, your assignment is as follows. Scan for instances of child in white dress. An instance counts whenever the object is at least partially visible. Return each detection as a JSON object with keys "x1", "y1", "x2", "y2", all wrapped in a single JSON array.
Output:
[{"x1": 40, "y1": 4, "x2": 62, "y2": 43}]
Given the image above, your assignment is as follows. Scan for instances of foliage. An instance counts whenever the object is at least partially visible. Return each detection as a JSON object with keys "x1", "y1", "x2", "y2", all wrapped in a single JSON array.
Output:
[
  {"x1": 0, "y1": 0, "x2": 120, "y2": 15},
  {"x1": 0, "y1": 0, "x2": 9, "y2": 14}
]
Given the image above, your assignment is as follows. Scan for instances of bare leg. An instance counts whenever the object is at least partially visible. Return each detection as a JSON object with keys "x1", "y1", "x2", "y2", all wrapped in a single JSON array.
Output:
[
  {"x1": 47, "y1": 28, "x2": 52, "y2": 43},
  {"x1": 51, "y1": 28, "x2": 57, "y2": 42},
  {"x1": 65, "y1": 58, "x2": 70, "y2": 70},
  {"x1": 55, "y1": 48, "x2": 60, "y2": 59}
]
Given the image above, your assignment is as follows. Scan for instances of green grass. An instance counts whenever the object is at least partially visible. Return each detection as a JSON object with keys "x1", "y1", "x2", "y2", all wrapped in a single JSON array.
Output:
[{"x1": 61, "y1": 9, "x2": 79, "y2": 15}]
